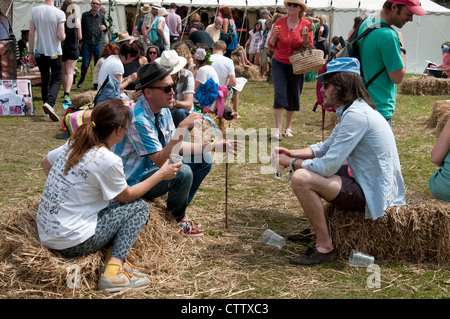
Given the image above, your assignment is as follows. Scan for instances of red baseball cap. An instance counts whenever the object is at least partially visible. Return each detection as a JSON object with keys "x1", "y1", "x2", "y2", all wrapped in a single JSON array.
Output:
[{"x1": 388, "y1": 0, "x2": 427, "y2": 16}]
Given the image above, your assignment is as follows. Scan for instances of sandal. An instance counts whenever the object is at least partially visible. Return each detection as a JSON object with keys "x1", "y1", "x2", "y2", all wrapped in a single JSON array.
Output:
[
  {"x1": 290, "y1": 247, "x2": 337, "y2": 265},
  {"x1": 284, "y1": 129, "x2": 294, "y2": 138},
  {"x1": 271, "y1": 131, "x2": 282, "y2": 142}
]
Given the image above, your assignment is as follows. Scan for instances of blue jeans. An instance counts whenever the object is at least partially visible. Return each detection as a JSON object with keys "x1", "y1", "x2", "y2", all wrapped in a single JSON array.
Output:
[
  {"x1": 141, "y1": 153, "x2": 213, "y2": 221},
  {"x1": 80, "y1": 43, "x2": 103, "y2": 72},
  {"x1": 170, "y1": 107, "x2": 190, "y2": 127}
]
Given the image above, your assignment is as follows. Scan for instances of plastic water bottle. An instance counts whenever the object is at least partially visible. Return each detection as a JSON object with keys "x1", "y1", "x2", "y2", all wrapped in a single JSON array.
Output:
[{"x1": 34, "y1": 49, "x2": 39, "y2": 58}]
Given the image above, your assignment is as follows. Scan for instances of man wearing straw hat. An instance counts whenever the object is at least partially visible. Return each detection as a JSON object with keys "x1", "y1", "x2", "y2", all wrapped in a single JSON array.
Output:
[
  {"x1": 272, "y1": 58, "x2": 406, "y2": 265},
  {"x1": 141, "y1": 2, "x2": 161, "y2": 51},
  {"x1": 113, "y1": 62, "x2": 242, "y2": 237},
  {"x1": 357, "y1": 0, "x2": 427, "y2": 125}
]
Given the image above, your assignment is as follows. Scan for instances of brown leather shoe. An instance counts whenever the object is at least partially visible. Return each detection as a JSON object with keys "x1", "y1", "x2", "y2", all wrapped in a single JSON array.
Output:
[{"x1": 290, "y1": 247, "x2": 337, "y2": 265}]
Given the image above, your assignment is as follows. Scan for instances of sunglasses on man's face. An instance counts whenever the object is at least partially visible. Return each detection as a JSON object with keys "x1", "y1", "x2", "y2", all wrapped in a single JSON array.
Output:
[
  {"x1": 92, "y1": 2, "x2": 101, "y2": 6},
  {"x1": 147, "y1": 84, "x2": 176, "y2": 93},
  {"x1": 287, "y1": 3, "x2": 300, "y2": 8},
  {"x1": 322, "y1": 81, "x2": 331, "y2": 89}
]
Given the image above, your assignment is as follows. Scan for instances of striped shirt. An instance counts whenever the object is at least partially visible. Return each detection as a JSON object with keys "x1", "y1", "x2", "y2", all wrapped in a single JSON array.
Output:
[{"x1": 112, "y1": 96, "x2": 175, "y2": 186}]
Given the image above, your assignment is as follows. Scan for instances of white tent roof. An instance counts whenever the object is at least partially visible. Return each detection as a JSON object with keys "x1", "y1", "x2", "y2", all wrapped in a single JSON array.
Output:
[{"x1": 12, "y1": 0, "x2": 450, "y2": 73}]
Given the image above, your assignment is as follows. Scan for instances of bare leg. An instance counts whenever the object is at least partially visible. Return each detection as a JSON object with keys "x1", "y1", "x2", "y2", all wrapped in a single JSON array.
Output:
[
  {"x1": 285, "y1": 110, "x2": 295, "y2": 133},
  {"x1": 290, "y1": 168, "x2": 342, "y2": 253},
  {"x1": 274, "y1": 108, "x2": 284, "y2": 134}
]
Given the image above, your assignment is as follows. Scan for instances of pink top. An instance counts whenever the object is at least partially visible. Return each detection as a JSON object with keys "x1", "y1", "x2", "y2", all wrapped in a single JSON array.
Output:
[
  {"x1": 442, "y1": 52, "x2": 450, "y2": 77},
  {"x1": 269, "y1": 17, "x2": 314, "y2": 65}
]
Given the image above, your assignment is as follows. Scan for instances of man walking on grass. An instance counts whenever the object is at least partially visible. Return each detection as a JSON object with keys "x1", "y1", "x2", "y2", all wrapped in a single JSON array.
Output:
[{"x1": 29, "y1": 0, "x2": 66, "y2": 122}]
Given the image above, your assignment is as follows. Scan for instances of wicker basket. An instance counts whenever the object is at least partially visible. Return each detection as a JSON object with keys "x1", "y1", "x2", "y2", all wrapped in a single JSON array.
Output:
[{"x1": 289, "y1": 49, "x2": 324, "y2": 75}]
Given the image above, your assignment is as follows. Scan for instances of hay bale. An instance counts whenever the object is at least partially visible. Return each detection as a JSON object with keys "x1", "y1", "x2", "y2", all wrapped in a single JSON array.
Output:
[
  {"x1": 325, "y1": 192, "x2": 450, "y2": 265},
  {"x1": 0, "y1": 196, "x2": 191, "y2": 298},
  {"x1": 400, "y1": 77, "x2": 450, "y2": 96},
  {"x1": 426, "y1": 100, "x2": 450, "y2": 137},
  {"x1": 70, "y1": 91, "x2": 97, "y2": 108},
  {"x1": 235, "y1": 65, "x2": 261, "y2": 81}
]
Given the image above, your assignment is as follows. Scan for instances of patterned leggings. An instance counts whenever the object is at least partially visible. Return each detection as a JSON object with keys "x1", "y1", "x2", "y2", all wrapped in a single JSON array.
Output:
[{"x1": 56, "y1": 199, "x2": 149, "y2": 261}]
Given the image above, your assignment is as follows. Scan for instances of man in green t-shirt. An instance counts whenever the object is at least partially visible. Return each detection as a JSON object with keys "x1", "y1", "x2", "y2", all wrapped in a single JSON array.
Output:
[{"x1": 357, "y1": 0, "x2": 426, "y2": 125}]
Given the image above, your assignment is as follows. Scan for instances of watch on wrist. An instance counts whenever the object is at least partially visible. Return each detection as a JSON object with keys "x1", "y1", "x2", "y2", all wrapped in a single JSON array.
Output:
[{"x1": 400, "y1": 47, "x2": 406, "y2": 55}]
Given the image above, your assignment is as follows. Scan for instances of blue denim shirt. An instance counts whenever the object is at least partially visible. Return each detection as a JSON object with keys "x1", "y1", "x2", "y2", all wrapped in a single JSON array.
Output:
[{"x1": 302, "y1": 99, "x2": 406, "y2": 219}]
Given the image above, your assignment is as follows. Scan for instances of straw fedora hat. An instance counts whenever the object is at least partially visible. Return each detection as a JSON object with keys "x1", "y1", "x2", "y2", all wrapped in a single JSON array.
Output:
[
  {"x1": 157, "y1": 7, "x2": 168, "y2": 16},
  {"x1": 284, "y1": 0, "x2": 307, "y2": 11},
  {"x1": 140, "y1": 4, "x2": 152, "y2": 14},
  {"x1": 155, "y1": 50, "x2": 187, "y2": 75},
  {"x1": 115, "y1": 31, "x2": 136, "y2": 43},
  {"x1": 135, "y1": 62, "x2": 173, "y2": 90}
]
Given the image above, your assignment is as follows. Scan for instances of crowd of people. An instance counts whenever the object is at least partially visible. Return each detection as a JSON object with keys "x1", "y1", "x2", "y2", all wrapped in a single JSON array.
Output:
[{"x1": 12, "y1": 0, "x2": 448, "y2": 293}]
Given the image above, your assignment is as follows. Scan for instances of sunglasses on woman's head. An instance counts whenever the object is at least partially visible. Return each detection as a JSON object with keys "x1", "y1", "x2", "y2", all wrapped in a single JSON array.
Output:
[
  {"x1": 287, "y1": 3, "x2": 300, "y2": 8},
  {"x1": 147, "y1": 84, "x2": 176, "y2": 93}
]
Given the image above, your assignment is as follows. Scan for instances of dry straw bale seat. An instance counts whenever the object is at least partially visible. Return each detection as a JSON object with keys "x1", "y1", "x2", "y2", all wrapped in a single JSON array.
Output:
[
  {"x1": 325, "y1": 191, "x2": 450, "y2": 265},
  {"x1": 400, "y1": 76, "x2": 450, "y2": 96},
  {"x1": 0, "y1": 197, "x2": 198, "y2": 298},
  {"x1": 426, "y1": 100, "x2": 450, "y2": 137}
]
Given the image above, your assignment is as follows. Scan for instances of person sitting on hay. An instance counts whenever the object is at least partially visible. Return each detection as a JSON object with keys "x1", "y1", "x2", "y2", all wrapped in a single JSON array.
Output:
[
  {"x1": 271, "y1": 58, "x2": 406, "y2": 265},
  {"x1": 423, "y1": 43, "x2": 450, "y2": 79},
  {"x1": 37, "y1": 99, "x2": 181, "y2": 293},
  {"x1": 429, "y1": 117, "x2": 450, "y2": 202},
  {"x1": 113, "y1": 62, "x2": 243, "y2": 237}
]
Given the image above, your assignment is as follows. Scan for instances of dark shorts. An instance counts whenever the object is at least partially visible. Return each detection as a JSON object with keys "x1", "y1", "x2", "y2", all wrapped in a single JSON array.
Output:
[
  {"x1": 62, "y1": 49, "x2": 79, "y2": 62},
  {"x1": 329, "y1": 165, "x2": 366, "y2": 212}
]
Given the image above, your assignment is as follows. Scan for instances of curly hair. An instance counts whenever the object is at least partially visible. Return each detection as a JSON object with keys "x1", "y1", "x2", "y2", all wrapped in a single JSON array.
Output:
[
  {"x1": 100, "y1": 42, "x2": 120, "y2": 59},
  {"x1": 219, "y1": 6, "x2": 233, "y2": 19}
]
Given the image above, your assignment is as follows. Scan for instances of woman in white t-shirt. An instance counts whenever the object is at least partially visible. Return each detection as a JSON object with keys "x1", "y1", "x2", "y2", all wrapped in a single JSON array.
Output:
[
  {"x1": 37, "y1": 99, "x2": 181, "y2": 294},
  {"x1": 97, "y1": 41, "x2": 140, "y2": 92}
]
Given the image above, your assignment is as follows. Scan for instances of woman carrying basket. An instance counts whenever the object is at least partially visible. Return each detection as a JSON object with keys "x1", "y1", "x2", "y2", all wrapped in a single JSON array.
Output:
[{"x1": 268, "y1": 0, "x2": 313, "y2": 141}]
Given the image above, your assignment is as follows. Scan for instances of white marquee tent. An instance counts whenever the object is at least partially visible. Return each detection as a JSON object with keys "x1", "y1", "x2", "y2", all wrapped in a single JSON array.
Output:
[{"x1": 10, "y1": 0, "x2": 450, "y2": 73}]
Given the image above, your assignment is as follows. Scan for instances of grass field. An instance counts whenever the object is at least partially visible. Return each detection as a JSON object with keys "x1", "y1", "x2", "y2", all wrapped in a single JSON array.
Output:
[{"x1": 0, "y1": 67, "x2": 448, "y2": 299}]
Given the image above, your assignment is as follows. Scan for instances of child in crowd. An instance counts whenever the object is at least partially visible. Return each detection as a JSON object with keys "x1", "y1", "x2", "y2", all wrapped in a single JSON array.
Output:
[{"x1": 245, "y1": 21, "x2": 263, "y2": 66}]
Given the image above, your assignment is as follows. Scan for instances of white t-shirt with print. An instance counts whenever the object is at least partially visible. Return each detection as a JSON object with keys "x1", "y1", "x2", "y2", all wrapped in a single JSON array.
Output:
[{"x1": 37, "y1": 143, "x2": 128, "y2": 250}]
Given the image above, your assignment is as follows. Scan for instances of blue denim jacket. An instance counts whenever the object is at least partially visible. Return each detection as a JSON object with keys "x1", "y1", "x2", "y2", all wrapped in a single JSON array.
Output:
[{"x1": 302, "y1": 99, "x2": 406, "y2": 219}]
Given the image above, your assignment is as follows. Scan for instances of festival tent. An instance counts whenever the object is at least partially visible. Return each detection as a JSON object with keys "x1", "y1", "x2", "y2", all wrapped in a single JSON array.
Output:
[{"x1": 11, "y1": 0, "x2": 450, "y2": 73}]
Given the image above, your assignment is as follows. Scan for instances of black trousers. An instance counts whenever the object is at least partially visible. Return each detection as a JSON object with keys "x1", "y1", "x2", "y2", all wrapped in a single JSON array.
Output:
[{"x1": 37, "y1": 55, "x2": 63, "y2": 107}]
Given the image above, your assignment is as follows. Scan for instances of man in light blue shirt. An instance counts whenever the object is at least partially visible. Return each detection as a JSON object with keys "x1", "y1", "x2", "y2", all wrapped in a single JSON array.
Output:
[
  {"x1": 113, "y1": 62, "x2": 242, "y2": 237},
  {"x1": 273, "y1": 58, "x2": 406, "y2": 265}
]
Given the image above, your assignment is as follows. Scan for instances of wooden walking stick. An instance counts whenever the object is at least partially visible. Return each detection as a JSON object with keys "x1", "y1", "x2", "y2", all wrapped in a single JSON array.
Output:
[{"x1": 225, "y1": 153, "x2": 229, "y2": 229}]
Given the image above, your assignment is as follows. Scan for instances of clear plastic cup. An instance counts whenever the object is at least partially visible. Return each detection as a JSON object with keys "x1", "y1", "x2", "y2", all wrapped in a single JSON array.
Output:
[
  {"x1": 348, "y1": 250, "x2": 375, "y2": 267},
  {"x1": 169, "y1": 154, "x2": 183, "y2": 164},
  {"x1": 261, "y1": 229, "x2": 286, "y2": 248}
]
